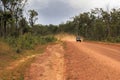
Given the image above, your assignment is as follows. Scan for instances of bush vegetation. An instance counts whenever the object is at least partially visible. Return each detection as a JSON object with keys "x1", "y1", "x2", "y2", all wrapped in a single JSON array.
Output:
[
  {"x1": 3, "y1": 33, "x2": 57, "y2": 53},
  {"x1": 0, "y1": 34, "x2": 57, "y2": 79}
]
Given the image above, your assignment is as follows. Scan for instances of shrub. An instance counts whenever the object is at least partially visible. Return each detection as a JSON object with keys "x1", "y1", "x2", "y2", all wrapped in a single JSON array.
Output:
[
  {"x1": 4, "y1": 34, "x2": 57, "y2": 53},
  {"x1": 115, "y1": 36, "x2": 120, "y2": 42},
  {"x1": 105, "y1": 36, "x2": 120, "y2": 43}
]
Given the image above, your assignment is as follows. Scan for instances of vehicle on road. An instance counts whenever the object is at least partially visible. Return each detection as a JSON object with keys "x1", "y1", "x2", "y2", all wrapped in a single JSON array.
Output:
[{"x1": 76, "y1": 36, "x2": 81, "y2": 42}]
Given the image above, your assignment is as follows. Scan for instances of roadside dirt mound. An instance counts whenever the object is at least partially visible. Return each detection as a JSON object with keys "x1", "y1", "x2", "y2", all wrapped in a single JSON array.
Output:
[{"x1": 25, "y1": 44, "x2": 65, "y2": 80}]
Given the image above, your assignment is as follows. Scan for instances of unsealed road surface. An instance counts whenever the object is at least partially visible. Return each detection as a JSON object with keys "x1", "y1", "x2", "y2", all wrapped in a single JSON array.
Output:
[
  {"x1": 65, "y1": 41, "x2": 120, "y2": 80},
  {"x1": 25, "y1": 41, "x2": 120, "y2": 80}
]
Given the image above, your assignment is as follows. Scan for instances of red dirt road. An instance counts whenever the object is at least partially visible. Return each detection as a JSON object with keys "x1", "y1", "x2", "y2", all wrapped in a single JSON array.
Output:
[
  {"x1": 65, "y1": 41, "x2": 120, "y2": 80},
  {"x1": 25, "y1": 41, "x2": 120, "y2": 80},
  {"x1": 25, "y1": 44, "x2": 65, "y2": 80}
]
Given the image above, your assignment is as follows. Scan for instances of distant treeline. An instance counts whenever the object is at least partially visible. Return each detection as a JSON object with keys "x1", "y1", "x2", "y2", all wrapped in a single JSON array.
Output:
[
  {"x1": 59, "y1": 8, "x2": 120, "y2": 42},
  {"x1": 58, "y1": 8, "x2": 120, "y2": 42},
  {"x1": 35, "y1": 8, "x2": 120, "y2": 42},
  {"x1": 32, "y1": 8, "x2": 120, "y2": 42},
  {"x1": 0, "y1": 1, "x2": 120, "y2": 42}
]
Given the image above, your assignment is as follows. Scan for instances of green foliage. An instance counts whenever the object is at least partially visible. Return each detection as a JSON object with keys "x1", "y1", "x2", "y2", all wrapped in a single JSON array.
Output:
[
  {"x1": 43, "y1": 36, "x2": 57, "y2": 43},
  {"x1": 116, "y1": 37, "x2": 120, "y2": 42},
  {"x1": 28, "y1": 10, "x2": 38, "y2": 27},
  {"x1": 105, "y1": 36, "x2": 120, "y2": 43},
  {"x1": 57, "y1": 8, "x2": 120, "y2": 43},
  {"x1": 5, "y1": 33, "x2": 57, "y2": 53},
  {"x1": 32, "y1": 24, "x2": 58, "y2": 36},
  {"x1": 0, "y1": 0, "x2": 28, "y2": 38}
]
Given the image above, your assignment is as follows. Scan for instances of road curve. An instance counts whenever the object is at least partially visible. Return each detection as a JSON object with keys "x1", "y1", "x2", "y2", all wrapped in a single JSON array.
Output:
[{"x1": 64, "y1": 41, "x2": 120, "y2": 80}]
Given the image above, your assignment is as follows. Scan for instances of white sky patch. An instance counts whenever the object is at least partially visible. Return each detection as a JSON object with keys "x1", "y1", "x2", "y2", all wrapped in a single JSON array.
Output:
[
  {"x1": 69, "y1": 0, "x2": 103, "y2": 10},
  {"x1": 26, "y1": 0, "x2": 49, "y2": 10},
  {"x1": 24, "y1": 0, "x2": 49, "y2": 24},
  {"x1": 69, "y1": 0, "x2": 120, "y2": 10}
]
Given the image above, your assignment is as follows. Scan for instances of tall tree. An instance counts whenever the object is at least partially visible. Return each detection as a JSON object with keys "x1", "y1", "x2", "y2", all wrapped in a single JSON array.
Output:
[
  {"x1": 0, "y1": 0, "x2": 27, "y2": 37},
  {"x1": 28, "y1": 10, "x2": 38, "y2": 27}
]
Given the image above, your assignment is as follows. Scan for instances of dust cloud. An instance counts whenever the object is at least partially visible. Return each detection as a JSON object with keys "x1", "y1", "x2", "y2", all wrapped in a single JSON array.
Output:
[
  {"x1": 55, "y1": 34, "x2": 76, "y2": 41},
  {"x1": 55, "y1": 33, "x2": 84, "y2": 42}
]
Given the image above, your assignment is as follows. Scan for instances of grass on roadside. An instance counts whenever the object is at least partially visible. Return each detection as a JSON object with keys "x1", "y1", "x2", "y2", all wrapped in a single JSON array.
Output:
[
  {"x1": 0, "y1": 34, "x2": 57, "y2": 80},
  {"x1": 1, "y1": 56, "x2": 35, "y2": 80},
  {"x1": 0, "y1": 43, "x2": 47, "y2": 80}
]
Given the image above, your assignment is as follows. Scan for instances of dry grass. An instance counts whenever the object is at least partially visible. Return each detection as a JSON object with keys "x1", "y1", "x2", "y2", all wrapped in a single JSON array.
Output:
[
  {"x1": 0, "y1": 41, "x2": 47, "y2": 80},
  {"x1": 0, "y1": 42, "x2": 15, "y2": 70},
  {"x1": 1, "y1": 57, "x2": 35, "y2": 80}
]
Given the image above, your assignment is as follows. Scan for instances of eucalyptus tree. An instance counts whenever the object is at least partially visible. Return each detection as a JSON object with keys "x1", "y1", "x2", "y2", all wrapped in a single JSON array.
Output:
[
  {"x1": 110, "y1": 9, "x2": 120, "y2": 37},
  {"x1": 19, "y1": 17, "x2": 29, "y2": 35},
  {"x1": 28, "y1": 10, "x2": 38, "y2": 27},
  {"x1": 1, "y1": 0, "x2": 27, "y2": 37},
  {"x1": 0, "y1": 10, "x2": 3, "y2": 37},
  {"x1": 101, "y1": 10, "x2": 111, "y2": 38}
]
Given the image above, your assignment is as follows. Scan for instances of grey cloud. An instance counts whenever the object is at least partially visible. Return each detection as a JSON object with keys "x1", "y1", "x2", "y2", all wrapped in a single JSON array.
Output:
[
  {"x1": 38, "y1": 0, "x2": 78, "y2": 24},
  {"x1": 26, "y1": 0, "x2": 120, "y2": 25}
]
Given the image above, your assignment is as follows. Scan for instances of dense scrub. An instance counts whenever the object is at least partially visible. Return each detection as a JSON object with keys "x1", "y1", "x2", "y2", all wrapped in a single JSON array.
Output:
[
  {"x1": 3, "y1": 34, "x2": 57, "y2": 53},
  {"x1": 0, "y1": 34, "x2": 56, "y2": 79}
]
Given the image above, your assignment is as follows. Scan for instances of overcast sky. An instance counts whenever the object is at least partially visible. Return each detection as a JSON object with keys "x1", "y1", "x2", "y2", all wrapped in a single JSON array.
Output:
[{"x1": 25, "y1": 0, "x2": 120, "y2": 25}]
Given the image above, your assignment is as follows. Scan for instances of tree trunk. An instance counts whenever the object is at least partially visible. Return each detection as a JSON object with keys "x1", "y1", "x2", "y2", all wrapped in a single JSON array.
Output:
[{"x1": 3, "y1": 19, "x2": 7, "y2": 38}]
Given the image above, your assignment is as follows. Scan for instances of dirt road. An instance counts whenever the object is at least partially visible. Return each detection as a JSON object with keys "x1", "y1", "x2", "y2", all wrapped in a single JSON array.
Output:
[
  {"x1": 25, "y1": 44, "x2": 65, "y2": 80},
  {"x1": 65, "y1": 41, "x2": 120, "y2": 80},
  {"x1": 25, "y1": 40, "x2": 120, "y2": 80}
]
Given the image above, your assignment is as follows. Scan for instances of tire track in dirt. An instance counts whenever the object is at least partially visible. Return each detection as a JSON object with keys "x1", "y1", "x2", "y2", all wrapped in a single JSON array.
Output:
[
  {"x1": 24, "y1": 40, "x2": 120, "y2": 80},
  {"x1": 25, "y1": 44, "x2": 65, "y2": 80},
  {"x1": 65, "y1": 41, "x2": 120, "y2": 80},
  {"x1": 83, "y1": 42, "x2": 120, "y2": 62}
]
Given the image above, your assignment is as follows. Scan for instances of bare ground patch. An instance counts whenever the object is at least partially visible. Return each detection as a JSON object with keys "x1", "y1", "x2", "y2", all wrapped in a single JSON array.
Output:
[{"x1": 25, "y1": 44, "x2": 65, "y2": 80}]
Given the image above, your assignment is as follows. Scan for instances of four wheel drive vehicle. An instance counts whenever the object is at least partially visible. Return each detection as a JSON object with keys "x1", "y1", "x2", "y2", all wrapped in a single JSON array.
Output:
[{"x1": 76, "y1": 36, "x2": 81, "y2": 42}]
